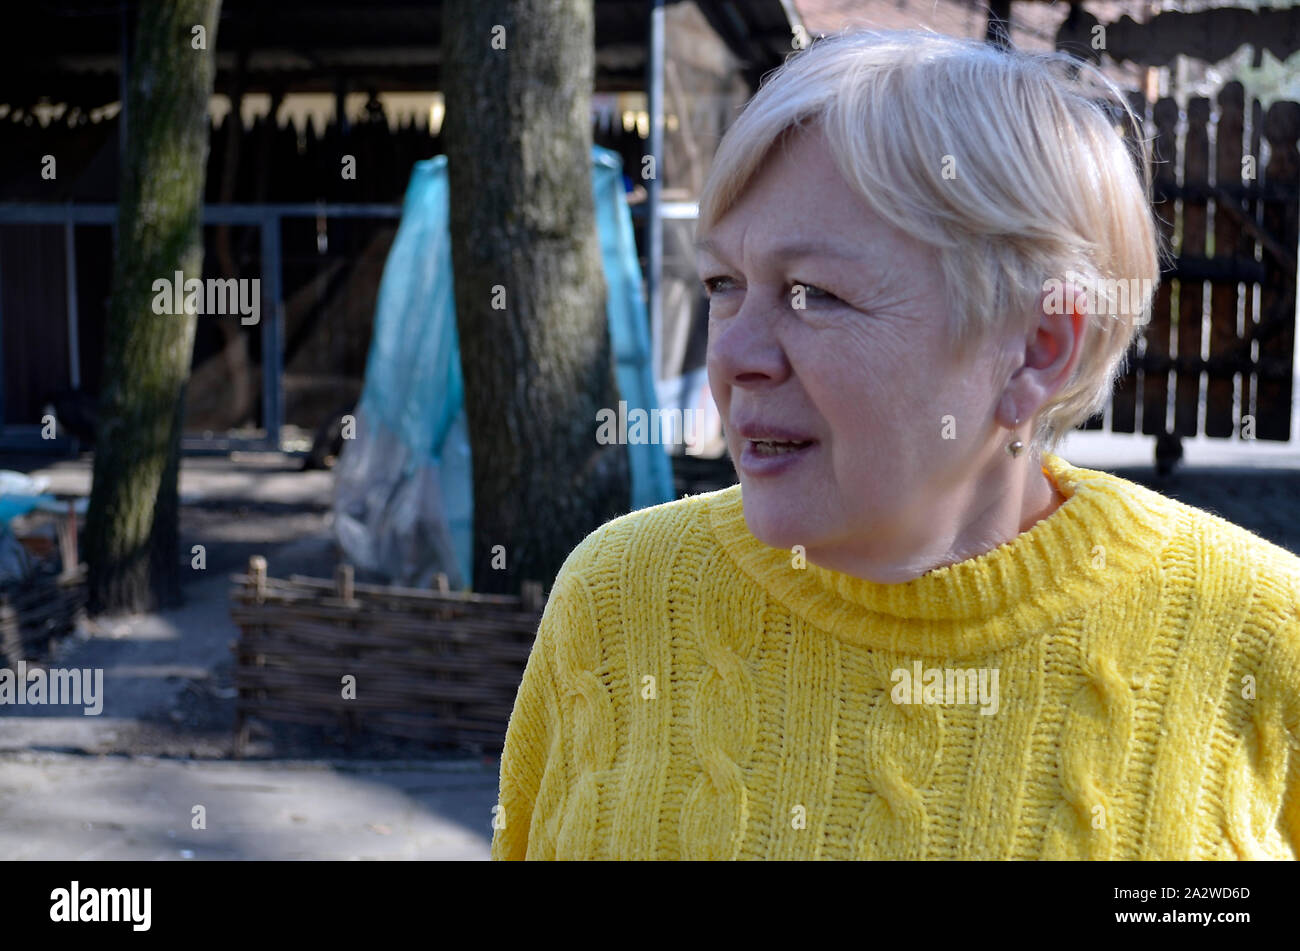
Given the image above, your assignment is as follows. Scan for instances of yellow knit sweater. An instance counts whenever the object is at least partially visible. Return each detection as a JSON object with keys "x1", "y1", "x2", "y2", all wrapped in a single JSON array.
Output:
[{"x1": 491, "y1": 453, "x2": 1300, "y2": 860}]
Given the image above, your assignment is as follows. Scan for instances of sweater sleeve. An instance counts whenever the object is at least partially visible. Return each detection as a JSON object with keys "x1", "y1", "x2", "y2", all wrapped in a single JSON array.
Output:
[
  {"x1": 1281, "y1": 607, "x2": 1300, "y2": 858},
  {"x1": 490, "y1": 571, "x2": 584, "y2": 860},
  {"x1": 1285, "y1": 746, "x2": 1300, "y2": 858}
]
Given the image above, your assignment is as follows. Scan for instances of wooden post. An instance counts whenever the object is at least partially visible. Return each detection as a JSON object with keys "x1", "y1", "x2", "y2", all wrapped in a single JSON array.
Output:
[
  {"x1": 335, "y1": 561, "x2": 359, "y2": 745},
  {"x1": 1208, "y1": 83, "x2": 1245, "y2": 439},
  {"x1": 335, "y1": 563, "x2": 355, "y2": 603},
  {"x1": 1175, "y1": 98, "x2": 1209, "y2": 439},
  {"x1": 1259, "y1": 101, "x2": 1299, "y2": 441},
  {"x1": 1109, "y1": 88, "x2": 1151, "y2": 435},
  {"x1": 521, "y1": 580, "x2": 544, "y2": 612},
  {"x1": 237, "y1": 553, "x2": 267, "y2": 758},
  {"x1": 234, "y1": 713, "x2": 249, "y2": 759},
  {"x1": 1247, "y1": 97, "x2": 1264, "y2": 433},
  {"x1": 57, "y1": 500, "x2": 79, "y2": 579},
  {"x1": 1142, "y1": 97, "x2": 1180, "y2": 437},
  {"x1": 248, "y1": 555, "x2": 267, "y2": 603}
]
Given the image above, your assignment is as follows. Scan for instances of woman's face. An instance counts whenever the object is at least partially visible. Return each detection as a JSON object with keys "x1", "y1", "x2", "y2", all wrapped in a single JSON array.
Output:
[{"x1": 700, "y1": 128, "x2": 1019, "y2": 571}]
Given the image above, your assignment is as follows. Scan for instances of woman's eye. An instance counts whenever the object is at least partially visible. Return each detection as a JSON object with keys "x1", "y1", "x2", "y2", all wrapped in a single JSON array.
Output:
[
  {"x1": 792, "y1": 283, "x2": 835, "y2": 302},
  {"x1": 702, "y1": 276, "x2": 738, "y2": 295}
]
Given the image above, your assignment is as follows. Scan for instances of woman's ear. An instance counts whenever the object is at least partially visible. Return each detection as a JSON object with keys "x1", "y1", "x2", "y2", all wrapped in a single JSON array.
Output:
[
  {"x1": 1036, "y1": 277, "x2": 1088, "y2": 371},
  {"x1": 1000, "y1": 280, "x2": 1087, "y2": 428}
]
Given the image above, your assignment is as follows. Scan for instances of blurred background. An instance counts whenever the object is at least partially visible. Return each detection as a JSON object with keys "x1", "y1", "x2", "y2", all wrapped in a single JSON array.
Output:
[{"x1": 0, "y1": 0, "x2": 1296, "y2": 860}]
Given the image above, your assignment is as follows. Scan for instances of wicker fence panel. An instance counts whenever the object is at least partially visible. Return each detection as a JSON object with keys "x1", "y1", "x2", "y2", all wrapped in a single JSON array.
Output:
[
  {"x1": 228, "y1": 557, "x2": 546, "y2": 754},
  {"x1": 0, "y1": 564, "x2": 87, "y2": 668}
]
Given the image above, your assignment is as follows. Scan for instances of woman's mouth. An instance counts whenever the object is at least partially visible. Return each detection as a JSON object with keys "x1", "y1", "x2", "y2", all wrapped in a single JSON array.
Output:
[
  {"x1": 739, "y1": 438, "x2": 818, "y2": 475},
  {"x1": 750, "y1": 439, "x2": 813, "y2": 455}
]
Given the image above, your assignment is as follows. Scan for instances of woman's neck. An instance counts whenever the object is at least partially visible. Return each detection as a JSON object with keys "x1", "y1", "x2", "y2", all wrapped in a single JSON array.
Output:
[{"x1": 805, "y1": 457, "x2": 1069, "y2": 584}]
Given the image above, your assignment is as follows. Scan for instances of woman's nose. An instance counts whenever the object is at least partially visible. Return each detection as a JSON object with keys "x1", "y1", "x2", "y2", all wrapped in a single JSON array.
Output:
[{"x1": 707, "y1": 304, "x2": 791, "y2": 386}]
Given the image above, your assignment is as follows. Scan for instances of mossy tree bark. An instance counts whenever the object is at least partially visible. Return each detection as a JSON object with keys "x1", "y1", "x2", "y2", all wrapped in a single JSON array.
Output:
[
  {"x1": 85, "y1": 0, "x2": 222, "y2": 613},
  {"x1": 442, "y1": 0, "x2": 630, "y2": 595}
]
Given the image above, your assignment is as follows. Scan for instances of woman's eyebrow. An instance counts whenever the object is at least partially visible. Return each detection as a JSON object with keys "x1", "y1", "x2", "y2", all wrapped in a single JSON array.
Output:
[
  {"x1": 694, "y1": 236, "x2": 861, "y2": 264},
  {"x1": 693, "y1": 236, "x2": 724, "y2": 258}
]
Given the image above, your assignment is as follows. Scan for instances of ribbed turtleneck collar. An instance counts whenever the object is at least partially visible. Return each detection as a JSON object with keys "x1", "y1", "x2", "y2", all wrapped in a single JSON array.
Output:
[{"x1": 707, "y1": 453, "x2": 1179, "y2": 657}]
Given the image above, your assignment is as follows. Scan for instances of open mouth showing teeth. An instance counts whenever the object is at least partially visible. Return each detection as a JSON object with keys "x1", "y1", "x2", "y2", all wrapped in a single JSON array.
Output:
[{"x1": 751, "y1": 439, "x2": 813, "y2": 454}]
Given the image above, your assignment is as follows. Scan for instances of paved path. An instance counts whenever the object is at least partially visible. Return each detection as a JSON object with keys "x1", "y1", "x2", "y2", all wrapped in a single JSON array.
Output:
[
  {"x1": 0, "y1": 751, "x2": 496, "y2": 860},
  {"x1": 1057, "y1": 428, "x2": 1300, "y2": 470}
]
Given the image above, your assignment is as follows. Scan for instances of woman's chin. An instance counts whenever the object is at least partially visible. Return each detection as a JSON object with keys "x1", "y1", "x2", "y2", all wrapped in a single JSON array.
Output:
[{"x1": 742, "y1": 505, "x2": 816, "y2": 554}]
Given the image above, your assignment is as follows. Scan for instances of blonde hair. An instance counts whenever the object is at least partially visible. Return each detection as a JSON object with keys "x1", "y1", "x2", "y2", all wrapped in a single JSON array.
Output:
[{"x1": 697, "y1": 29, "x2": 1163, "y2": 456}]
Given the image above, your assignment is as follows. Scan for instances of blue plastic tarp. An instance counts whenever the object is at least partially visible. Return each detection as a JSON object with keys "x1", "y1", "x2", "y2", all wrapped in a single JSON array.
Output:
[{"x1": 333, "y1": 146, "x2": 673, "y2": 590}]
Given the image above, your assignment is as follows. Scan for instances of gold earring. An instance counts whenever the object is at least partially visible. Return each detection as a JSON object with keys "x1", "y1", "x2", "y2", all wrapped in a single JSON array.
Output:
[{"x1": 1006, "y1": 415, "x2": 1024, "y2": 457}]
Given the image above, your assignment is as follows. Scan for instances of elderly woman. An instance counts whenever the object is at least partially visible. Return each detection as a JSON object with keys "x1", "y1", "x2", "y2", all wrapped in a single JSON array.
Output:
[{"x1": 491, "y1": 30, "x2": 1300, "y2": 860}]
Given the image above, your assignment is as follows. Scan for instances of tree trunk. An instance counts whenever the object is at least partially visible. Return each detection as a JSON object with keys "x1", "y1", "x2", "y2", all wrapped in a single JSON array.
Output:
[
  {"x1": 85, "y1": 0, "x2": 222, "y2": 613},
  {"x1": 442, "y1": 0, "x2": 630, "y2": 595}
]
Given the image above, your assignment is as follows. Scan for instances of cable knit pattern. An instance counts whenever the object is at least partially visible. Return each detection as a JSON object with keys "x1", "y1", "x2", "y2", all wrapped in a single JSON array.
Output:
[
  {"x1": 491, "y1": 454, "x2": 1300, "y2": 860},
  {"x1": 855, "y1": 654, "x2": 942, "y2": 860},
  {"x1": 549, "y1": 569, "x2": 616, "y2": 860},
  {"x1": 677, "y1": 552, "x2": 760, "y2": 859}
]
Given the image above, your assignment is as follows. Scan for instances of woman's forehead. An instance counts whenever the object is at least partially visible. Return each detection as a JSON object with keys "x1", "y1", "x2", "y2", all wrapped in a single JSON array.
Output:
[
  {"x1": 701, "y1": 135, "x2": 878, "y2": 232},
  {"x1": 696, "y1": 205, "x2": 928, "y2": 277}
]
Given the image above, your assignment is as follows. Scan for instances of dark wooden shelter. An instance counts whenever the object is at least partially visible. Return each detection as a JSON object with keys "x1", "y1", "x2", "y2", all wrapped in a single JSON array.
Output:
[{"x1": 0, "y1": 0, "x2": 800, "y2": 453}]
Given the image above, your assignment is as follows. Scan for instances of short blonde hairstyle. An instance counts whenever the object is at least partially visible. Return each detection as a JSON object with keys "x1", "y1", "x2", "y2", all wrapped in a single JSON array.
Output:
[{"x1": 697, "y1": 29, "x2": 1163, "y2": 456}]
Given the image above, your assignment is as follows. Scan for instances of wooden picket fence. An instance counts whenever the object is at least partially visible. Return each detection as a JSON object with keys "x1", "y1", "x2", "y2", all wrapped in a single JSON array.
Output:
[{"x1": 1091, "y1": 83, "x2": 1297, "y2": 442}]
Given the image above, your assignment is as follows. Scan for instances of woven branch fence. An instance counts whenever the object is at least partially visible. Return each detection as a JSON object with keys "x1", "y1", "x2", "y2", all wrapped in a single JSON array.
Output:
[
  {"x1": 0, "y1": 564, "x2": 87, "y2": 668},
  {"x1": 228, "y1": 556, "x2": 546, "y2": 755}
]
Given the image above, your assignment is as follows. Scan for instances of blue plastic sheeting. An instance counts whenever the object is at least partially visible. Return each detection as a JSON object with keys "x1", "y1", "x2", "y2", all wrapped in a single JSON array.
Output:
[
  {"x1": 356, "y1": 155, "x2": 464, "y2": 468},
  {"x1": 338, "y1": 146, "x2": 673, "y2": 590},
  {"x1": 0, "y1": 495, "x2": 58, "y2": 523},
  {"x1": 593, "y1": 147, "x2": 676, "y2": 514}
]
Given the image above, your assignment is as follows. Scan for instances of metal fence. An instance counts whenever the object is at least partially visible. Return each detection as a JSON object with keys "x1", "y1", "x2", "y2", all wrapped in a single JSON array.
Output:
[{"x1": 0, "y1": 202, "x2": 400, "y2": 451}]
